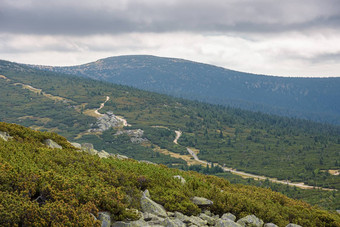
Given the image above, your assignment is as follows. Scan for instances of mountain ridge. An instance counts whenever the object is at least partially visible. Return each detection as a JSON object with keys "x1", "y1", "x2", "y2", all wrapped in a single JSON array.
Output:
[{"x1": 30, "y1": 55, "x2": 340, "y2": 125}]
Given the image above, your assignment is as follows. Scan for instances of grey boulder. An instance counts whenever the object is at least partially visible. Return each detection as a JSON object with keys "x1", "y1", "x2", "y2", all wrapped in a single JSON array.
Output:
[
  {"x1": 216, "y1": 219, "x2": 243, "y2": 227},
  {"x1": 236, "y1": 215, "x2": 264, "y2": 227},
  {"x1": 44, "y1": 139, "x2": 62, "y2": 149},
  {"x1": 141, "y1": 195, "x2": 167, "y2": 218}
]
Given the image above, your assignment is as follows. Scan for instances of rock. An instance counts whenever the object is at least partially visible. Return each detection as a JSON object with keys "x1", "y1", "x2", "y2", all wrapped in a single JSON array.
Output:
[
  {"x1": 44, "y1": 139, "x2": 62, "y2": 149},
  {"x1": 98, "y1": 150, "x2": 110, "y2": 159},
  {"x1": 141, "y1": 194, "x2": 167, "y2": 218},
  {"x1": 191, "y1": 196, "x2": 213, "y2": 206},
  {"x1": 0, "y1": 131, "x2": 12, "y2": 141},
  {"x1": 89, "y1": 112, "x2": 126, "y2": 133},
  {"x1": 115, "y1": 129, "x2": 148, "y2": 144},
  {"x1": 216, "y1": 219, "x2": 243, "y2": 227},
  {"x1": 285, "y1": 224, "x2": 302, "y2": 227},
  {"x1": 162, "y1": 217, "x2": 186, "y2": 227},
  {"x1": 167, "y1": 212, "x2": 175, "y2": 217},
  {"x1": 116, "y1": 154, "x2": 129, "y2": 160},
  {"x1": 199, "y1": 213, "x2": 215, "y2": 225},
  {"x1": 143, "y1": 189, "x2": 151, "y2": 198},
  {"x1": 236, "y1": 215, "x2": 264, "y2": 227},
  {"x1": 112, "y1": 220, "x2": 149, "y2": 227},
  {"x1": 70, "y1": 142, "x2": 81, "y2": 149},
  {"x1": 140, "y1": 160, "x2": 156, "y2": 165},
  {"x1": 98, "y1": 212, "x2": 111, "y2": 227},
  {"x1": 174, "y1": 212, "x2": 187, "y2": 222},
  {"x1": 186, "y1": 215, "x2": 207, "y2": 226},
  {"x1": 221, "y1": 213, "x2": 236, "y2": 222},
  {"x1": 264, "y1": 224, "x2": 278, "y2": 227},
  {"x1": 173, "y1": 175, "x2": 186, "y2": 185},
  {"x1": 81, "y1": 143, "x2": 98, "y2": 155},
  {"x1": 142, "y1": 212, "x2": 165, "y2": 224}
]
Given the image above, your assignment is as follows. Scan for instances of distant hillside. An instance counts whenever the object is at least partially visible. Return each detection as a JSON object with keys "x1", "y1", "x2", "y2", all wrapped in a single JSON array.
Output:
[{"x1": 33, "y1": 55, "x2": 340, "y2": 125}]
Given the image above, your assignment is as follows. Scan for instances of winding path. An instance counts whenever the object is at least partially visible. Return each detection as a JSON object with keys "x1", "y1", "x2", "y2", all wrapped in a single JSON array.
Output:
[
  {"x1": 94, "y1": 96, "x2": 110, "y2": 117},
  {"x1": 174, "y1": 130, "x2": 336, "y2": 191}
]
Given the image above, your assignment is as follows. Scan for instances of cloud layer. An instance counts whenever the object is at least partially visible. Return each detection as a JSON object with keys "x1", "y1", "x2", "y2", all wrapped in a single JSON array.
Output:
[{"x1": 1, "y1": 0, "x2": 340, "y2": 77}]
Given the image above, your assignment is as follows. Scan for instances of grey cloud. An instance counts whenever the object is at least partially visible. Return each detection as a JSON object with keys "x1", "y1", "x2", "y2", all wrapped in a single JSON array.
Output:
[{"x1": 0, "y1": 0, "x2": 339, "y2": 35}]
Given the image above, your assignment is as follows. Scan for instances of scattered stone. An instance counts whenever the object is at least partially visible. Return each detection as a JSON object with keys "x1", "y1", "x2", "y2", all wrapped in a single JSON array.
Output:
[
  {"x1": 216, "y1": 219, "x2": 243, "y2": 227},
  {"x1": 173, "y1": 175, "x2": 186, "y2": 185},
  {"x1": 0, "y1": 131, "x2": 12, "y2": 141},
  {"x1": 191, "y1": 196, "x2": 213, "y2": 206},
  {"x1": 236, "y1": 215, "x2": 264, "y2": 227},
  {"x1": 264, "y1": 223, "x2": 278, "y2": 227},
  {"x1": 174, "y1": 212, "x2": 187, "y2": 222},
  {"x1": 112, "y1": 220, "x2": 149, "y2": 227},
  {"x1": 44, "y1": 139, "x2": 62, "y2": 149},
  {"x1": 285, "y1": 224, "x2": 302, "y2": 227},
  {"x1": 167, "y1": 212, "x2": 175, "y2": 217},
  {"x1": 98, "y1": 150, "x2": 110, "y2": 159},
  {"x1": 141, "y1": 194, "x2": 167, "y2": 218},
  {"x1": 98, "y1": 212, "x2": 111, "y2": 227},
  {"x1": 221, "y1": 213, "x2": 236, "y2": 222}
]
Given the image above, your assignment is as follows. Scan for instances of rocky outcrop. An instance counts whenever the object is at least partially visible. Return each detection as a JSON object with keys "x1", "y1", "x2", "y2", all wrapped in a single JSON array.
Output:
[
  {"x1": 236, "y1": 215, "x2": 264, "y2": 227},
  {"x1": 0, "y1": 131, "x2": 12, "y2": 141},
  {"x1": 264, "y1": 223, "x2": 278, "y2": 227},
  {"x1": 70, "y1": 142, "x2": 81, "y2": 149},
  {"x1": 285, "y1": 224, "x2": 302, "y2": 227},
  {"x1": 98, "y1": 150, "x2": 110, "y2": 159},
  {"x1": 216, "y1": 219, "x2": 242, "y2": 227},
  {"x1": 81, "y1": 143, "x2": 98, "y2": 155},
  {"x1": 44, "y1": 139, "x2": 62, "y2": 149},
  {"x1": 115, "y1": 129, "x2": 148, "y2": 144},
  {"x1": 221, "y1": 213, "x2": 236, "y2": 222},
  {"x1": 89, "y1": 112, "x2": 126, "y2": 132}
]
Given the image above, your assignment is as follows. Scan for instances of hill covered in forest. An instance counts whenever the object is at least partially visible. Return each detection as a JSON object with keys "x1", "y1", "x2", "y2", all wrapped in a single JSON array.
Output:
[
  {"x1": 0, "y1": 122, "x2": 340, "y2": 226},
  {"x1": 0, "y1": 59, "x2": 339, "y2": 211},
  {"x1": 32, "y1": 55, "x2": 340, "y2": 125}
]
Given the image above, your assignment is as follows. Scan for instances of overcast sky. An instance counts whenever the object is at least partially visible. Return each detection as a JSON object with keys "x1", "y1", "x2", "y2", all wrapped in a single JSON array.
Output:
[{"x1": 1, "y1": 0, "x2": 340, "y2": 77}]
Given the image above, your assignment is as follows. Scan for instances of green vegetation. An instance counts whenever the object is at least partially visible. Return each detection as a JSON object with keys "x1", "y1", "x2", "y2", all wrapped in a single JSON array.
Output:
[
  {"x1": 0, "y1": 60, "x2": 339, "y2": 211},
  {"x1": 0, "y1": 122, "x2": 340, "y2": 226}
]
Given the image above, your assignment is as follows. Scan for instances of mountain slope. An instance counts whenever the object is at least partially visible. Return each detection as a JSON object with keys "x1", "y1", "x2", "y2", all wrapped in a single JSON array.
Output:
[
  {"x1": 33, "y1": 55, "x2": 340, "y2": 125},
  {"x1": 1, "y1": 59, "x2": 340, "y2": 210},
  {"x1": 1, "y1": 122, "x2": 340, "y2": 226}
]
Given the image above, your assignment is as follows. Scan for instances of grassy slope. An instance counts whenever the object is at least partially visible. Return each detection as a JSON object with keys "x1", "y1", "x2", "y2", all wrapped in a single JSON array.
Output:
[
  {"x1": 0, "y1": 60, "x2": 339, "y2": 209},
  {"x1": 0, "y1": 122, "x2": 340, "y2": 226}
]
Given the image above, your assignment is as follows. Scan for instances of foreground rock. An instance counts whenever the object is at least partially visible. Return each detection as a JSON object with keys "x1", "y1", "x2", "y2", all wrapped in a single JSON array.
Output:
[
  {"x1": 192, "y1": 196, "x2": 213, "y2": 207},
  {"x1": 236, "y1": 215, "x2": 264, "y2": 227},
  {"x1": 44, "y1": 139, "x2": 62, "y2": 149},
  {"x1": 0, "y1": 131, "x2": 12, "y2": 141},
  {"x1": 141, "y1": 193, "x2": 168, "y2": 218}
]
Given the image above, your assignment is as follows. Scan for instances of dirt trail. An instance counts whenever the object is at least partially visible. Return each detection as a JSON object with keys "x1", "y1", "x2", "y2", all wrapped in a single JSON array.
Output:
[
  {"x1": 94, "y1": 96, "x2": 110, "y2": 117},
  {"x1": 173, "y1": 130, "x2": 336, "y2": 191},
  {"x1": 173, "y1": 131, "x2": 182, "y2": 144}
]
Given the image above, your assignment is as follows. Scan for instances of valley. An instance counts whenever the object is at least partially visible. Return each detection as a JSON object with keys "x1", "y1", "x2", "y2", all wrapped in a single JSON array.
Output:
[{"x1": 0, "y1": 60, "x2": 339, "y2": 211}]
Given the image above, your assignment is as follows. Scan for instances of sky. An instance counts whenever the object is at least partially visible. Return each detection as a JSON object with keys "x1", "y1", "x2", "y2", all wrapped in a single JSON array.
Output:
[{"x1": 1, "y1": 0, "x2": 340, "y2": 77}]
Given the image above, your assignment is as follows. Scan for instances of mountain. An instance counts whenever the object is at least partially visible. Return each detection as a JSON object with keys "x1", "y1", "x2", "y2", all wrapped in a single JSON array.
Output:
[
  {"x1": 1, "y1": 59, "x2": 340, "y2": 211},
  {"x1": 33, "y1": 55, "x2": 340, "y2": 125},
  {"x1": 1, "y1": 122, "x2": 339, "y2": 226}
]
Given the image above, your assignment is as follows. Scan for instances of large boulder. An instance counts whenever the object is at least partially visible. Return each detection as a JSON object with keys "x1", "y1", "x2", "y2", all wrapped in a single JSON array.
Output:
[
  {"x1": 216, "y1": 219, "x2": 243, "y2": 227},
  {"x1": 0, "y1": 131, "x2": 12, "y2": 141},
  {"x1": 44, "y1": 139, "x2": 62, "y2": 149},
  {"x1": 98, "y1": 212, "x2": 111, "y2": 227},
  {"x1": 141, "y1": 194, "x2": 167, "y2": 218},
  {"x1": 191, "y1": 196, "x2": 213, "y2": 206},
  {"x1": 112, "y1": 220, "x2": 149, "y2": 227},
  {"x1": 185, "y1": 215, "x2": 207, "y2": 226},
  {"x1": 70, "y1": 142, "x2": 81, "y2": 149},
  {"x1": 236, "y1": 215, "x2": 264, "y2": 227}
]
